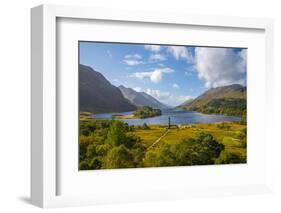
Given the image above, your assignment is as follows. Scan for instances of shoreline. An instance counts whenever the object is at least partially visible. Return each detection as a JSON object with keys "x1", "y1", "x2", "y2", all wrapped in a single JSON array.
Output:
[
  {"x1": 112, "y1": 114, "x2": 161, "y2": 119},
  {"x1": 80, "y1": 110, "x2": 242, "y2": 125}
]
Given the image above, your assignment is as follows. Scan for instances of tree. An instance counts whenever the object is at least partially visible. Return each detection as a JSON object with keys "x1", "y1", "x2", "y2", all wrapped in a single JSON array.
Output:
[
  {"x1": 88, "y1": 157, "x2": 102, "y2": 169},
  {"x1": 143, "y1": 151, "x2": 159, "y2": 167},
  {"x1": 240, "y1": 111, "x2": 247, "y2": 125},
  {"x1": 143, "y1": 132, "x2": 224, "y2": 167},
  {"x1": 215, "y1": 150, "x2": 246, "y2": 164},
  {"x1": 79, "y1": 161, "x2": 90, "y2": 170},
  {"x1": 102, "y1": 145, "x2": 134, "y2": 169},
  {"x1": 157, "y1": 144, "x2": 177, "y2": 166},
  {"x1": 130, "y1": 143, "x2": 146, "y2": 167},
  {"x1": 79, "y1": 135, "x2": 95, "y2": 161},
  {"x1": 105, "y1": 120, "x2": 127, "y2": 147},
  {"x1": 238, "y1": 127, "x2": 247, "y2": 148},
  {"x1": 142, "y1": 123, "x2": 150, "y2": 130},
  {"x1": 190, "y1": 132, "x2": 224, "y2": 165},
  {"x1": 170, "y1": 141, "x2": 193, "y2": 166},
  {"x1": 79, "y1": 119, "x2": 145, "y2": 170},
  {"x1": 133, "y1": 106, "x2": 162, "y2": 118}
]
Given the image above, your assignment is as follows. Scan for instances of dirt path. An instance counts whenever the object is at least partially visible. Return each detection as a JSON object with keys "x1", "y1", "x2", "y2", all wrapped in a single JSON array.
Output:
[{"x1": 147, "y1": 129, "x2": 170, "y2": 149}]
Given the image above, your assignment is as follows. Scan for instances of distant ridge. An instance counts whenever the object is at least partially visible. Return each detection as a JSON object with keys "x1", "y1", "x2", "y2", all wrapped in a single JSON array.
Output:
[
  {"x1": 79, "y1": 64, "x2": 136, "y2": 113},
  {"x1": 179, "y1": 84, "x2": 246, "y2": 116},
  {"x1": 177, "y1": 98, "x2": 194, "y2": 107},
  {"x1": 118, "y1": 85, "x2": 167, "y2": 109}
]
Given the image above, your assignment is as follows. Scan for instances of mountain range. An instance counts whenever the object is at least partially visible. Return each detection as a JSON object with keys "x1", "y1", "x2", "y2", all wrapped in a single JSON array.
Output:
[
  {"x1": 177, "y1": 98, "x2": 194, "y2": 107},
  {"x1": 79, "y1": 64, "x2": 136, "y2": 113},
  {"x1": 79, "y1": 64, "x2": 167, "y2": 114},
  {"x1": 179, "y1": 84, "x2": 246, "y2": 116},
  {"x1": 80, "y1": 64, "x2": 246, "y2": 116},
  {"x1": 118, "y1": 85, "x2": 167, "y2": 109}
]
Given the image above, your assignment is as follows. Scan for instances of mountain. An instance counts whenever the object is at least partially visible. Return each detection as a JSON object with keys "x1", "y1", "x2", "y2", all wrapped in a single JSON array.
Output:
[
  {"x1": 180, "y1": 84, "x2": 246, "y2": 116},
  {"x1": 178, "y1": 98, "x2": 194, "y2": 107},
  {"x1": 118, "y1": 85, "x2": 167, "y2": 109},
  {"x1": 79, "y1": 64, "x2": 136, "y2": 113}
]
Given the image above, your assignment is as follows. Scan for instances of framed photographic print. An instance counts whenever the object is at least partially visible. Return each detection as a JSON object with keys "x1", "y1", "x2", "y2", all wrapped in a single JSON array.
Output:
[
  {"x1": 31, "y1": 4, "x2": 274, "y2": 208},
  {"x1": 78, "y1": 41, "x2": 247, "y2": 171}
]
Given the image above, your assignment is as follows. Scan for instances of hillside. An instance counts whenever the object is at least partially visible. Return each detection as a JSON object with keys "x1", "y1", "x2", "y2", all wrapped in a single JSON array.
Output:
[
  {"x1": 79, "y1": 64, "x2": 136, "y2": 113},
  {"x1": 118, "y1": 85, "x2": 167, "y2": 109},
  {"x1": 177, "y1": 98, "x2": 194, "y2": 107},
  {"x1": 180, "y1": 84, "x2": 246, "y2": 116}
]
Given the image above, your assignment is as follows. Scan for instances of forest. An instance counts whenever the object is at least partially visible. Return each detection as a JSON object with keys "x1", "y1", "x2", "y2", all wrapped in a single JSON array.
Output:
[
  {"x1": 189, "y1": 98, "x2": 246, "y2": 117},
  {"x1": 79, "y1": 119, "x2": 246, "y2": 170}
]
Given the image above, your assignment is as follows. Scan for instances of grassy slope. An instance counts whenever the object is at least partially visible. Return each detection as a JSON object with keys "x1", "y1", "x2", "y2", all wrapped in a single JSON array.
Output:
[
  {"x1": 112, "y1": 114, "x2": 136, "y2": 119},
  {"x1": 180, "y1": 84, "x2": 247, "y2": 117},
  {"x1": 80, "y1": 114, "x2": 246, "y2": 161},
  {"x1": 134, "y1": 122, "x2": 246, "y2": 159},
  {"x1": 79, "y1": 111, "x2": 92, "y2": 121},
  {"x1": 130, "y1": 126, "x2": 166, "y2": 147}
]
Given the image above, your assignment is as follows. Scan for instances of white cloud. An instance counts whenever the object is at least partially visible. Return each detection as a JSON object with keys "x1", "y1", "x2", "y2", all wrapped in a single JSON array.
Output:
[
  {"x1": 123, "y1": 60, "x2": 143, "y2": 66},
  {"x1": 132, "y1": 72, "x2": 150, "y2": 79},
  {"x1": 124, "y1": 54, "x2": 142, "y2": 59},
  {"x1": 123, "y1": 54, "x2": 143, "y2": 66},
  {"x1": 167, "y1": 46, "x2": 194, "y2": 62},
  {"x1": 194, "y1": 48, "x2": 247, "y2": 88},
  {"x1": 157, "y1": 94, "x2": 194, "y2": 106},
  {"x1": 172, "y1": 83, "x2": 179, "y2": 89},
  {"x1": 133, "y1": 86, "x2": 142, "y2": 92},
  {"x1": 238, "y1": 49, "x2": 247, "y2": 73},
  {"x1": 150, "y1": 70, "x2": 163, "y2": 83},
  {"x1": 145, "y1": 88, "x2": 170, "y2": 100},
  {"x1": 162, "y1": 95, "x2": 193, "y2": 106},
  {"x1": 149, "y1": 54, "x2": 166, "y2": 61},
  {"x1": 144, "y1": 45, "x2": 161, "y2": 52},
  {"x1": 140, "y1": 87, "x2": 194, "y2": 107},
  {"x1": 131, "y1": 67, "x2": 174, "y2": 83},
  {"x1": 175, "y1": 95, "x2": 193, "y2": 103}
]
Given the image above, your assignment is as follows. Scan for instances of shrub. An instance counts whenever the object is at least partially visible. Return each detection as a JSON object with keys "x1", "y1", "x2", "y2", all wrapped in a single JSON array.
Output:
[
  {"x1": 79, "y1": 119, "x2": 144, "y2": 170},
  {"x1": 215, "y1": 150, "x2": 246, "y2": 164},
  {"x1": 239, "y1": 128, "x2": 247, "y2": 148},
  {"x1": 133, "y1": 106, "x2": 162, "y2": 118},
  {"x1": 79, "y1": 161, "x2": 90, "y2": 170},
  {"x1": 105, "y1": 120, "x2": 127, "y2": 147},
  {"x1": 142, "y1": 123, "x2": 150, "y2": 130},
  {"x1": 102, "y1": 145, "x2": 135, "y2": 169},
  {"x1": 217, "y1": 122, "x2": 231, "y2": 130},
  {"x1": 143, "y1": 132, "x2": 224, "y2": 167}
]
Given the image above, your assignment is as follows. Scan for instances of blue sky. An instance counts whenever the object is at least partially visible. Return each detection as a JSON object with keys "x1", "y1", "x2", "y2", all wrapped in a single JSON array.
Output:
[{"x1": 79, "y1": 42, "x2": 246, "y2": 107}]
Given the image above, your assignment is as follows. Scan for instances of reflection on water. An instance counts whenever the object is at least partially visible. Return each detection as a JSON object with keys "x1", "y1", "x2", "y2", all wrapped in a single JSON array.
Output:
[{"x1": 93, "y1": 109, "x2": 241, "y2": 125}]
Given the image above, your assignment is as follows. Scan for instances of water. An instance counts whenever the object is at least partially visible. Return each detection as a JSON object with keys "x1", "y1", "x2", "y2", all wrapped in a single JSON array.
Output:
[{"x1": 93, "y1": 109, "x2": 241, "y2": 125}]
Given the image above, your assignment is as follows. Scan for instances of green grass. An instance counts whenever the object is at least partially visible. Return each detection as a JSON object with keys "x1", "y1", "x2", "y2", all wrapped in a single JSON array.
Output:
[
  {"x1": 79, "y1": 119, "x2": 246, "y2": 169},
  {"x1": 134, "y1": 122, "x2": 247, "y2": 159},
  {"x1": 80, "y1": 111, "x2": 93, "y2": 121},
  {"x1": 112, "y1": 114, "x2": 137, "y2": 119},
  {"x1": 133, "y1": 125, "x2": 167, "y2": 147}
]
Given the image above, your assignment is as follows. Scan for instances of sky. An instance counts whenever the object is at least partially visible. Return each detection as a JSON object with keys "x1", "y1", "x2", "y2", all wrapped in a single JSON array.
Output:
[{"x1": 79, "y1": 42, "x2": 247, "y2": 107}]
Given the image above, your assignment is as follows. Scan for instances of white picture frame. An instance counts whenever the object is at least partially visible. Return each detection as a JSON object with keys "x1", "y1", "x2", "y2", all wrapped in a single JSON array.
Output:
[{"x1": 31, "y1": 4, "x2": 274, "y2": 208}]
